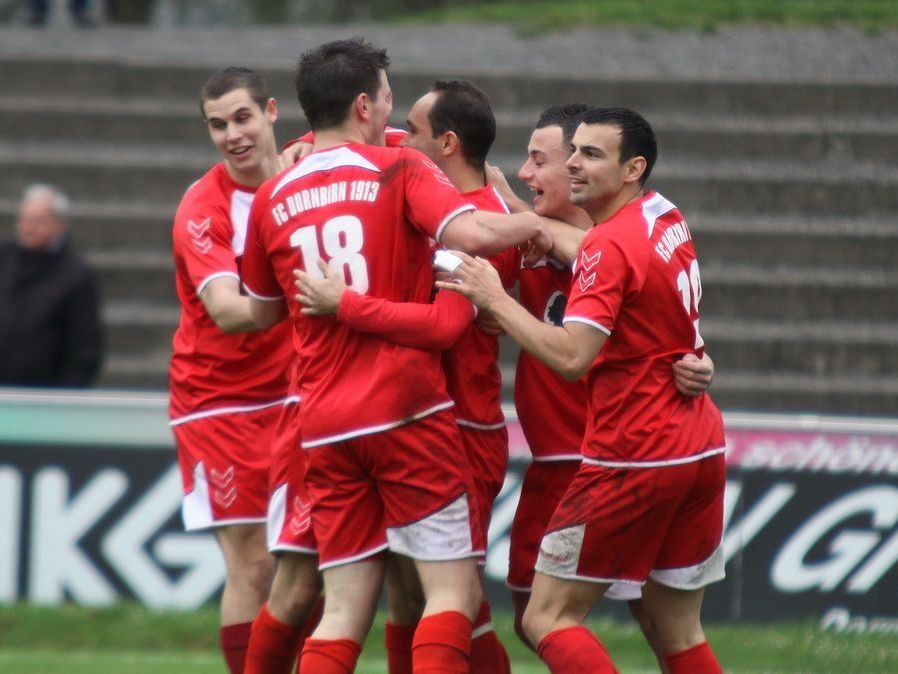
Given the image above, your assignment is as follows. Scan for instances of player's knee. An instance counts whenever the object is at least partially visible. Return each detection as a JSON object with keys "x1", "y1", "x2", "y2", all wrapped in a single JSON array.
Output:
[{"x1": 521, "y1": 602, "x2": 552, "y2": 647}]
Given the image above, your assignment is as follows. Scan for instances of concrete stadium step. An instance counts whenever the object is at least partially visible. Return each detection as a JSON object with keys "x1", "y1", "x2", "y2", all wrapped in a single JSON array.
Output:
[
  {"x1": 5, "y1": 58, "x2": 898, "y2": 120},
  {"x1": 701, "y1": 320, "x2": 898, "y2": 378},
  {"x1": 104, "y1": 302, "x2": 177, "y2": 356},
  {"x1": 0, "y1": 95, "x2": 309, "y2": 148},
  {"x1": 711, "y1": 371, "x2": 898, "y2": 417},
  {"x1": 701, "y1": 264, "x2": 898, "y2": 321},
  {"x1": 86, "y1": 250, "x2": 175, "y2": 303},
  {"x1": 0, "y1": 199, "x2": 174, "y2": 250},
  {"x1": 690, "y1": 214, "x2": 898, "y2": 270},
  {"x1": 99, "y1": 352, "x2": 170, "y2": 390},
  {"x1": 491, "y1": 110, "x2": 898, "y2": 165},
  {"x1": 6, "y1": 143, "x2": 898, "y2": 217},
  {"x1": 6, "y1": 94, "x2": 898, "y2": 167}
]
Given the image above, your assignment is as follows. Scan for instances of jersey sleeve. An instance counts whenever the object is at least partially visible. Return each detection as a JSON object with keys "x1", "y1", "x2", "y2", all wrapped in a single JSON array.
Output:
[
  {"x1": 563, "y1": 230, "x2": 634, "y2": 336},
  {"x1": 240, "y1": 187, "x2": 284, "y2": 300},
  {"x1": 287, "y1": 126, "x2": 407, "y2": 150},
  {"x1": 172, "y1": 198, "x2": 238, "y2": 296},
  {"x1": 400, "y1": 148, "x2": 475, "y2": 241},
  {"x1": 338, "y1": 288, "x2": 475, "y2": 351}
]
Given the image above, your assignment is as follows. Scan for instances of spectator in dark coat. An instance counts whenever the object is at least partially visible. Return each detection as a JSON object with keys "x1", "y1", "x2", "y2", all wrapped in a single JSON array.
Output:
[{"x1": 0, "y1": 184, "x2": 103, "y2": 387}]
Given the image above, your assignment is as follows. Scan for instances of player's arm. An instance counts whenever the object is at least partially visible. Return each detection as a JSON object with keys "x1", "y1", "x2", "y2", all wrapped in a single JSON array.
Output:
[
  {"x1": 200, "y1": 277, "x2": 265, "y2": 333},
  {"x1": 546, "y1": 220, "x2": 588, "y2": 266},
  {"x1": 294, "y1": 260, "x2": 474, "y2": 350},
  {"x1": 439, "y1": 209, "x2": 552, "y2": 258},
  {"x1": 248, "y1": 295, "x2": 287, "y2": 330},
  {"x1": 437, "y1": 251, "x2": 606, "y2": 380}
]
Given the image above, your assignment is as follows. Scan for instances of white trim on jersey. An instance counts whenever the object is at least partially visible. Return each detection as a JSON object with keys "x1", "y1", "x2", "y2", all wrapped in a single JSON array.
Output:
[
  {"x1": 241, "y1": 283, "x2": 284, "y2": 302},
  {"x1": 649, "y1": 545, "x2": 725, "y2": 590},
  {"x1": 472, "y1": 622, "x2": 495, "y2": 639},
  {"x1": 301, "y1": 400, "x2": 456, "y2": 448},
  {"x1": 532, "y1": 454, "x2": 583, "y2": 463},
  {"x1": 318, "y1": 542, "x2": 391, "y2": 571},
  {"x1": 581, "y1": 445, "x2": 726, "y2": 469},
  {"x1": 229, "y1": 188, "x2": 255, "y2": 255},
  {"x1": 170, "y1": 397, "x2": 292, "y2": 427},
  {"x1": 271, "y1": 146, "x2": 381, "y2": 198},
  {"x1": 196, "y1": 270, "x2": 239, "y2": 297},
  {"x1": 489, "y1": 185, "x2": 512, "y2": 214},
  {"x1": 562, "y1": 315, "x2": 612, "y2": 335},
  {"x1": 641, "y1": 192, "x2": 676, "y2": 238},
  {"x1": 433, "y1": 204, "x2": 478, "y2": 244},
  {"x1": 456, "y1": 418, "x2": 507, "y2": 431}
]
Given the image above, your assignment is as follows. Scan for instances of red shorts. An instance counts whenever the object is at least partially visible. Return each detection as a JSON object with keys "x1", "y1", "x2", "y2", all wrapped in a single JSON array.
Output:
[
  {"x1": 536, "y1": 454, "x2": 726, "y2": 589},
  {"x1": 507, "y1": 459, "x2": 581, "y2": 591},
  {"x1": 459, "y1": 425, "x2": 508, "y2": 540},
  {"x1": 173, "y1": 405, "x2": 279, "y2": 530},
  {"x1": 267, "y1": 401, "x2": 317, "y2": 554},
  {"x1": 304, "y1": 409, "x2": 484, "y2": 569}
]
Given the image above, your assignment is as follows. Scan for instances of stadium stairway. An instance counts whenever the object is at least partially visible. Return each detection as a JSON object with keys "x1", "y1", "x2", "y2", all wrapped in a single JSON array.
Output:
[{"x1": 0, "y1": 33, "x2": 896, "y2": 415}]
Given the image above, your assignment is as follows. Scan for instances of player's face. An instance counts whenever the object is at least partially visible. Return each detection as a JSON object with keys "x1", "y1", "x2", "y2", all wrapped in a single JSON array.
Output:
[
  {"x1": 368, "y1": 69, "x2": 394, "y2": 146},
  {"x1": 16, "y1": 196, "x2": 64, "y2": 251},
  {"x1": 518, "y1": 125, "x2": 573, "y2": 217},
  {"x1": 566, "y1": 122, "x2": 629, "y2": 210},
  {"x1": 402, "y1": 91, "x2": 443, "y2": 164},
  {"x1": 203, "y1": 88, "x2": 277, "y2": 179}
]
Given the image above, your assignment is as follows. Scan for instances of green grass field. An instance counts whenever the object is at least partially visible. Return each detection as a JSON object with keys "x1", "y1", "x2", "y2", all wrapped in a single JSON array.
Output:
[
  {"x1": 2, "y1": 603, "x2": 896, "y2": 673},
  {"x1": 402, "y1": 0, "x2": 898, "y2": 32}
]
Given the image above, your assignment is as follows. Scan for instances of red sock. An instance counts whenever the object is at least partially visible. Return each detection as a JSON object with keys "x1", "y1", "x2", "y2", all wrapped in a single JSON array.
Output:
[
  {"x1": 386, "y1": 621, "x2": 417, "y2": 674},
  {"x1": 537, "y1": 625, "x2": 619, "y2": 674},
  {"x1": 469, "y1": 602, "x2": 510, "y2": 674},
  {"x1": 664, "y1": 641, "x2": 723, "y2": 674},
  {"x1": 412, "y1": 611, "x2": 472, "y2": 674},
  {"x1": 299, "y1": 638, "x2": 361, "y2": 674},
  {"x1": 244, "y1": 603, "x2": 302, "y2": 674},
  {"x1": 296, "y1": 597, "x2": 325, "y2": 660},
  {"x1": 220, "y1": 621, "x2": 253, "y2": 674}
]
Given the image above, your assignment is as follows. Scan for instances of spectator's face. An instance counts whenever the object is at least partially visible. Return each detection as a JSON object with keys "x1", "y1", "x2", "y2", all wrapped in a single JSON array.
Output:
[
  {"x1": 203, "y1": 87, "x2": 277, "y2": 180},
  {"x1": 402, "y1": 91, "x2": 443, "y2": 165},
  {"x1": 566, "y1": 122, "x2": 627, "y2": 210},
  {"x1": 16, "y1": 196, "x2": 64, "y2": 251},
  {"x1": 518, "y1": 125, "x2": 573, "y2": 217}
]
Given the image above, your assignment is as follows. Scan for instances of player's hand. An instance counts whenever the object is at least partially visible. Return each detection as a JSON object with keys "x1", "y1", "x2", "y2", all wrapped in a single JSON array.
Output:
[
  {"x1": 531, "y1": 219, "x2": 554, "y2": 261},
  {"x1": 293, "y1": 259, "x2": 345, "y2": 316},
  {"x1": 435, "y1": 250, "x2": 506, "y2": 311},
  {"x1": 278, "y1": 141, "x2": 313, "y2": 170},
  {"x1": 673, "y1": 352, "x2": 715, "y2": 396}
]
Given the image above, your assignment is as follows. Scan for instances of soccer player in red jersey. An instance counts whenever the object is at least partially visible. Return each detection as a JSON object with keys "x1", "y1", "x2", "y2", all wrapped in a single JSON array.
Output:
[
  {"x1": 496, "y1": 104, "x2": 713, "y2": 671},
  {"x1": 240, "y1": 38, "x2": 549, "y2": 674},
  {"x1": 440, "y1": 107, "x2": 726, "y2": 674},
  {"x1": 168, "y1": 67, "x2": 296, "y2": 674},
  {"x1": 294, "y1": 79, "x2": 515, "y2": 674}
]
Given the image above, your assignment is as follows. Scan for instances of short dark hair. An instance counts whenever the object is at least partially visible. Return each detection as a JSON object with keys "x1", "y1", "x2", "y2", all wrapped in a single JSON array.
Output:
[
  {"x1": 579, "y1": 106, "x2": 657, "y2": 185},
  {"x1": 428, "y1": 80, "x2": 495, "y2": 170},
  {"x1": 296, "y1": 37, "x2": 391, "y2": 131},
  {"x1": 200, "y1": 67, "x2": 269, "y2": 119},
  {"x1": 536, "y1": 103, "x2": 590, "y2": 146}
]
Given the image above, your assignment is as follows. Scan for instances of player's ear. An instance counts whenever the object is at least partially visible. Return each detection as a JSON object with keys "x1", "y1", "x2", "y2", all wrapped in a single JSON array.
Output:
[
  {"x1": 265, "y1": 97, "x2": 279, "y2": 124},
  {"x1": 442, "y1": 130, "x2": 459, "y2": 157},
  {"x1": 623, "y1": 156, "x2": 646, "y2": 184},
  {"x1": 354, "y1": 92, "x2": 369, "y2": 120}
]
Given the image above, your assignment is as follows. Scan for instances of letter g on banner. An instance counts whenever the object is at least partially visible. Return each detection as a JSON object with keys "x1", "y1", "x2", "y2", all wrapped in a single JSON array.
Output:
[{"x1": 771, "y1": 486, "x2": 898, "y2": 593}]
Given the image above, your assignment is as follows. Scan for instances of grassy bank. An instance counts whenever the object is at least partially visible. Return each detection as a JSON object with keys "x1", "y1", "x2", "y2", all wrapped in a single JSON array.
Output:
[
  {"x1": 1, "y1": 602, "x2": 896, "y2": 673},
  {"x1": 401, "y1": 0, "x2": 898, "y2": 32}
]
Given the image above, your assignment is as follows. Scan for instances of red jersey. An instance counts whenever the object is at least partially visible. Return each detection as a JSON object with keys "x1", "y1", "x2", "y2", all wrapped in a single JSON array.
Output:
[
  {"x1": 241, "y1": 143, "x2": 476, "y2": 447},
  {"x1": 515, "y1": 256, "x2": 589, "y2": 460},
  {"x1": 442, "y1": 185, "x2": 519, "y2": 428},
  {"x1": 563, "y1": 191, "x2": 725, "y2": 466},
  {"x1": 169, "y1": 163, "x2": 292, "y2": 422}
]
